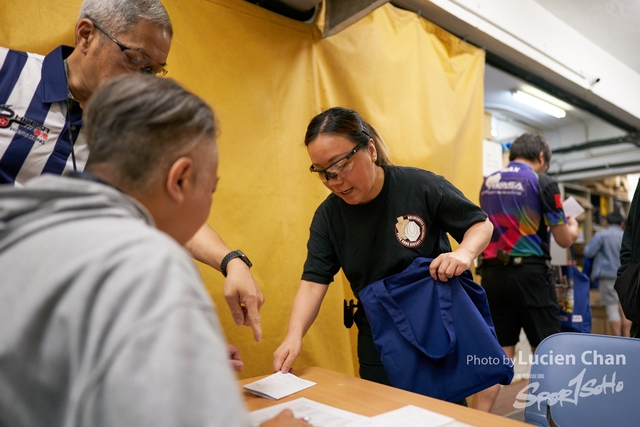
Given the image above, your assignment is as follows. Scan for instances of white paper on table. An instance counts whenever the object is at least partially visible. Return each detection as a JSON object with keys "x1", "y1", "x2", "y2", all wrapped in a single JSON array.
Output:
[
  {"x1": 563, "y1": 196, "x2": 585, "y2": 219},
  {"x1": 243, "y1": 372, "x2": 316, "y2": 400},
  {"x1": 345, "y1": 405, "x2": 456, "y2": 427},
  {"x1": 248, "y1": 397, "x2": 369, "y2": 427}
]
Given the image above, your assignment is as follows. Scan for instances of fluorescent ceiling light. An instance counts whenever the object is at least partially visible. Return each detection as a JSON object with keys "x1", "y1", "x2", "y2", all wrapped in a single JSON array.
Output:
[{"x1": 512, "y1": 90, "x2": 566, "y2": 119}]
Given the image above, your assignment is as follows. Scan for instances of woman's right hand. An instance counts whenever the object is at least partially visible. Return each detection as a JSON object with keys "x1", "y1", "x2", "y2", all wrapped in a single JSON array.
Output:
[{"x1": 273, "y1": 335, "x2": 302, "y2": 373}]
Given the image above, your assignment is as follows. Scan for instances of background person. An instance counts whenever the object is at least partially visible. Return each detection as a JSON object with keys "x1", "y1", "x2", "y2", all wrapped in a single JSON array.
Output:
[
  {"x1": 472, "y1": 133, "x2": 579, "y2": 412},
  {"x1": 272, "y1": 106, "x2": 493, "y2": 400},
  {"x1": 0, "y1": 0, "x2": 264, "y2": 340},
  {"x1": 585, "y1": 212, "x2": 631, "y2": 336},
  {"x1": 0, "y1": 74, "x2": 306, "y2": 427},
  {"x1": 618, "y1": 176, "x2": 640, "y2": 338}
]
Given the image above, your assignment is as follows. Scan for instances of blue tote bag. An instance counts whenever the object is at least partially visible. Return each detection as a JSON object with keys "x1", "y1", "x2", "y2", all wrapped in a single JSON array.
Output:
[
  {"x1": 557, "y1": 264, "x2": 592, "y2": 333},
  {"x1": 358, "y1": 257, "x2": 514, "y2": 403}
]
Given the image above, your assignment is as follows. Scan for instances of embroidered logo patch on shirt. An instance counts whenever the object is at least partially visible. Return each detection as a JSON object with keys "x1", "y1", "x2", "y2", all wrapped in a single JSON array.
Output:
[
  {"x1": 395, "y1": 214, "x2": 426, "y2": 248},
  {"x1": 555, "y1": 194, "x2": 563, "y2": 209},
  {"x1": 0, "y1": 104, "x2": 50, "y2": 144}
]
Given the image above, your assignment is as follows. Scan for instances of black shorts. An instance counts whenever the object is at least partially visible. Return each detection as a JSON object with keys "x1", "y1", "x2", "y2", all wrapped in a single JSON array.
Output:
[{"x1": 481, "y1": 263, "x2": 560, "y2": 348}]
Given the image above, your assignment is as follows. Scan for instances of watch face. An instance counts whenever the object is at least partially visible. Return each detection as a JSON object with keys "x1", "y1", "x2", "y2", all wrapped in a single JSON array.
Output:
[{"x1": 238, "y1": 251, "x2": 252, "y2": 268}]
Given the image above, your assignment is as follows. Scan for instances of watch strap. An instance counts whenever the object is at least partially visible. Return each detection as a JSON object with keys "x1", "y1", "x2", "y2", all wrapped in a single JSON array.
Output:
[{"x1": 221, "y1": 250, "x2": 252, "y2": 277}]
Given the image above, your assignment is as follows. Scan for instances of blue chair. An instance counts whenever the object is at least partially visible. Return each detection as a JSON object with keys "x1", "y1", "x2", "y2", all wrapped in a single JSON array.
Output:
[{"x1": 522, "y1": 333, "x2": 640, "y2": 426}]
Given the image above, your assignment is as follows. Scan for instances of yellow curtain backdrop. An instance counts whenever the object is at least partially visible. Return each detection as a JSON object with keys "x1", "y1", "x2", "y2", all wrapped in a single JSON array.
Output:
[{"x1": 2, "y1": 0, "x2": 484, "y2": 380}]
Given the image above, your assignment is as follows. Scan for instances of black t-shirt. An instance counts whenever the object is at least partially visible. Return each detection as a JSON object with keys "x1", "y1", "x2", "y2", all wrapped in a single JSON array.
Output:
[{"x1": 302, "y1": 165, "x2": 488, "y2": 297}]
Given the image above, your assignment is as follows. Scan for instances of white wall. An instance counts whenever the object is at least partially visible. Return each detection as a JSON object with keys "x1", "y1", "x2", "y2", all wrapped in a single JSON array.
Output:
[{"x1": 491, "y1": 115, "x2": 534, "y2": 144}]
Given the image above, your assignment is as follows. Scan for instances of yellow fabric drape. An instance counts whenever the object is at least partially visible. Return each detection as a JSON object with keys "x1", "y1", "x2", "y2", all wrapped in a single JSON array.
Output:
[
  {"x1": 1, "y1": 2, "x2": 80, "y2": 50},
  {"x1": 2, "y1": 0, "x2": 484, "y2": 380}
]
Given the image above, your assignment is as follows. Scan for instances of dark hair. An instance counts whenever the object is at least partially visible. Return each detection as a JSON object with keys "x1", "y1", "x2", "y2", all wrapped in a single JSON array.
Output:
[
  {"x1": 304, "y1": 107, "x2": 392, "y2": 166},
  {"x1": 509, "y1": 133, "x2": 551, "y2": 165},
  {"x1": 84, "y1": 74, "x2": 216, "y2": 192},
  {"x1": 606, "y1": 212, "x2": 624, "y2": 225}
]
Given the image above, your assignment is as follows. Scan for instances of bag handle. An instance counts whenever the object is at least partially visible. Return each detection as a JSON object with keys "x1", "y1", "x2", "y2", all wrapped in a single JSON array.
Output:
[{"x1": 369, "y1": 258, "x2": 456, "y2": 359}]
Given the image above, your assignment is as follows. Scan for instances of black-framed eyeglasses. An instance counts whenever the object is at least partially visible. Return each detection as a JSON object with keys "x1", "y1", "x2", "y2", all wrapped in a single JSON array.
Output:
[
  {"x1": 87, "y1": 17, "x2": 168, "y2": 76},
  {"x1": 310, "y1": 141, "x2": 367, "y2": 182}
]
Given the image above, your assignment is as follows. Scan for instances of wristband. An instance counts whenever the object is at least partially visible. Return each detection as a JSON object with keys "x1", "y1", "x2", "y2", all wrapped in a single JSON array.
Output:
[{"x1": 220, "y1": 250, "x2": 252, "y2": 277}]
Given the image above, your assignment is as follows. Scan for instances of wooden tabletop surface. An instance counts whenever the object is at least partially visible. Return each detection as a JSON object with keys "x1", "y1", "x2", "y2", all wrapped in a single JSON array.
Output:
[{"x1": 240, "y1": 366, "x2": 528, "y2": 426}]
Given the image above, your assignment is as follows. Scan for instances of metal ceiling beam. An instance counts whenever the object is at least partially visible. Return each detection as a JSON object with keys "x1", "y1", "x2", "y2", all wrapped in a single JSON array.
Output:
[
  {"x1": 280, "y1": 0, "x2": 321, "y2": 10},
  {"x1": 549, "y1": 146, "x2": 640, "y2": 182},
  {"x1": 246, "y1": 0, "x2": 319, "y2": 21},
  {"x1": 552, "y1": 134, "x2": 640, "y2": 155},
  {"x1": 553, "y1": 164, "x2": 640, "y2": 183},
  {"x1": 323, "y1": 0, "x2": 390, "y2": 37},
  {"x1": 552, "y1": 150, "x2": 640, "y2": 172}
]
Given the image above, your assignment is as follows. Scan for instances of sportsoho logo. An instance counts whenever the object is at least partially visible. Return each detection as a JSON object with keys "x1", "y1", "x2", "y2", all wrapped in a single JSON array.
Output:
[{"x1": 395, "y1": 215, "x2": 426, "y2": 248}]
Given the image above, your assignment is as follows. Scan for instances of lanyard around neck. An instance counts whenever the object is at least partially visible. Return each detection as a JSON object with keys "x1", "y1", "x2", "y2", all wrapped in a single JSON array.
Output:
[{"x1": 63, "y1": 59, "x2": 78, "y2": 172}]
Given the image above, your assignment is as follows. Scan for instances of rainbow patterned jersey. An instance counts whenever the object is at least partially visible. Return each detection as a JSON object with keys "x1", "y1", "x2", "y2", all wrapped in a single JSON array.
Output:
[{"x1": 480, "y1": 161, "x2": 567, "y2": 260}]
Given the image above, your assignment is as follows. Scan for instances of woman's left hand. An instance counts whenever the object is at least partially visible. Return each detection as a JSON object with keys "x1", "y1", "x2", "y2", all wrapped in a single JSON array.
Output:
[{"x1": 430, "y1": 218, "x2": 493, "y2": 282}]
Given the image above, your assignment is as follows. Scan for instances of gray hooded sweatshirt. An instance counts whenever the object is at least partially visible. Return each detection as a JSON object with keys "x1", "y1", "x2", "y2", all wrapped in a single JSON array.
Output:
[{"x1": 0, "y1": 175, "x2": 249, "y2": 427}]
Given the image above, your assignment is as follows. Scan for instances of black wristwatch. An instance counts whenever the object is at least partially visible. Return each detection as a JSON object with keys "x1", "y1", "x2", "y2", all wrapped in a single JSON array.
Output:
[{"x1": 220, "y1": 250, "x2": 252, "y2": 277}]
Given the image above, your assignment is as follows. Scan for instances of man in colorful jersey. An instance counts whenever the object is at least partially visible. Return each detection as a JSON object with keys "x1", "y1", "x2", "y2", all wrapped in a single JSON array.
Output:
[
  {"x1": 0, "y1": 0, "x2": 264, "y2": 341},
  {"x1": 472, "y1": 133, "x2": 578, "y2": 412}
]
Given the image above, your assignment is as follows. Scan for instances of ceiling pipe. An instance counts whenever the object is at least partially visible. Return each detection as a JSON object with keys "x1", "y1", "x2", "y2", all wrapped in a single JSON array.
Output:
[
  {"x1": 246, "y1": 0, "x2": 320, "y2": 21},
  {"x1": 552, "y1": 134, "x2": 640, "y2": 155},
  {"x1": 279, "y1": 0, "x2": 321, "y2": 10}
]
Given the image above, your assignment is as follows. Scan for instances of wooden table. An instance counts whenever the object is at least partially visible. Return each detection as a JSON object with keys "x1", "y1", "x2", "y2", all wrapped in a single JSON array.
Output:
[{"x1": 240, "y1": 366, "x2": 527, "y2": 426}]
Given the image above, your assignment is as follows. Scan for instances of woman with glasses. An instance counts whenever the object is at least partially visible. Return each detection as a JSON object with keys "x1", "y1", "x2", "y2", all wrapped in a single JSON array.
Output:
[{"x1": 273, "y1": 106, "x2": 494, "y2": 392}]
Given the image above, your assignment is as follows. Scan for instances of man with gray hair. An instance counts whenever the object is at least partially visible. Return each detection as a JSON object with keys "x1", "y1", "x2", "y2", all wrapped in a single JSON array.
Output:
[
  {"x1": 0, "y1": 75, "x2": 307, "y2": 427},
  {"x1": 0, "y1": 0, "x2": 264, "y2": 341}
]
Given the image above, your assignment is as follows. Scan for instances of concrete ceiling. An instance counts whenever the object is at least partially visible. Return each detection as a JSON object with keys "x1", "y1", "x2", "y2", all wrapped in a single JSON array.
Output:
[
  {"x1": 535, "y1": 0, "x2": 640, "y2": 76},
  {"x1": 485, "y1": 0, "x2": 640, "y2": 132},
  {"x1": 484, "y1": 0, "x2": 640, "y2": 181}
]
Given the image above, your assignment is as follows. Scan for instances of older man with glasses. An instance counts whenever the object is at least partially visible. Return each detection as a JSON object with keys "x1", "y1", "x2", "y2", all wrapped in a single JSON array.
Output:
[{"x1": 0, "y1": 0, "x2": 264, "y2": 342}]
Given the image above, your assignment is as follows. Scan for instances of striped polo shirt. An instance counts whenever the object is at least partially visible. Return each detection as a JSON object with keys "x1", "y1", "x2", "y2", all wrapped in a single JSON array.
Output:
[{"x1": 0, "y1": 46, "x2": 89, "y2": 186}]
